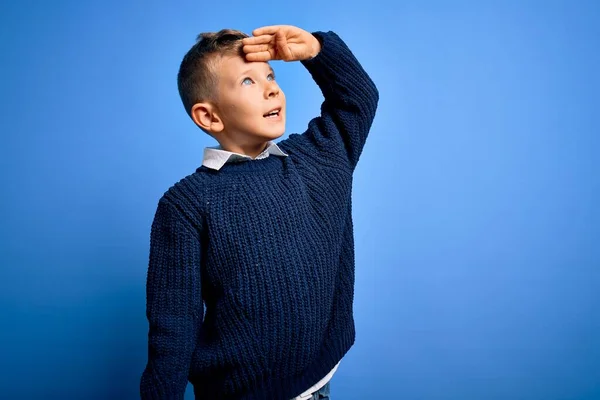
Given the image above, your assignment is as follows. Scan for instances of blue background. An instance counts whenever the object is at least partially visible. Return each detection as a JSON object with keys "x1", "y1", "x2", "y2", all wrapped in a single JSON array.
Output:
[{"x1": 1, "y1": 1, "x2": 598, "y2": 399}]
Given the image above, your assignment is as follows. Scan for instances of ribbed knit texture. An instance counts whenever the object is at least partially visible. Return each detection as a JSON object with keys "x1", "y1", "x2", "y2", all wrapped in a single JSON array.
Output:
[{"x1": 140, "y1": 31, "x2": 379, "y2": 400}]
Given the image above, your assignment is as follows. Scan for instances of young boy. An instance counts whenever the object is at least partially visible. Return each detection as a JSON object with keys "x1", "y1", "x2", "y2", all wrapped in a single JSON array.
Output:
[{"x1": 140, "y1": 24, "x2": 378, "y2": 399}]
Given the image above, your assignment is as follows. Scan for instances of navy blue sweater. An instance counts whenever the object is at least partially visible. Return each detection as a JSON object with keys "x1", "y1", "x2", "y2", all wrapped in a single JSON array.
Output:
[{"x1": 140, "y1": 31, "x2": 379, "y2": 399}]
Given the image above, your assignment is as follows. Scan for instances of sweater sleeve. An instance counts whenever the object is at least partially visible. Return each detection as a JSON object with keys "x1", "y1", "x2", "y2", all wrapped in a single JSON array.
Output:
[
  {"x1": 140, "y1": 199, "x2": 203, "y2": 400},
  {"x1": 296, "y1": 30, "x2": 379, "y2": 169}
]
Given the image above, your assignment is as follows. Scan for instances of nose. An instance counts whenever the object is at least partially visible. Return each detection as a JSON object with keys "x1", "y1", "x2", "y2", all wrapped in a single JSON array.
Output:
[{"x1": 265, "y1": 81, "x2": 280, "y2": 99}]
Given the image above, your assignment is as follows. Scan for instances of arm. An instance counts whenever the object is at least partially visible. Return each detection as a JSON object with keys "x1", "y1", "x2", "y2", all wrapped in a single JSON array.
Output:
[
  {"x1": 140, "y1": 199, "x2": 203, "y2": 400},
  {"x1": 242, "y1": 26, "x2": 379, "y2": 170},
  {"x1": 300, "y1": 31, "x2": 379, "y2": 169}
]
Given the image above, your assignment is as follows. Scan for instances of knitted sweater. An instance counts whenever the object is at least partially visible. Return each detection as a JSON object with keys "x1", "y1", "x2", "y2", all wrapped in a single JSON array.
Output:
[{"x1": 140, "y1": 31, "x2": 379, "y2": 400}]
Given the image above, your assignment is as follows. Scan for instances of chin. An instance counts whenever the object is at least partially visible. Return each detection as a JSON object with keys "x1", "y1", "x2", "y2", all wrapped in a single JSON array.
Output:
[
  {"x1": 260, "y1": 124, "x2": 286, "y2": 140},
  {"x1": 270, "y1": 128, "x2": 285, "y2": 139}
]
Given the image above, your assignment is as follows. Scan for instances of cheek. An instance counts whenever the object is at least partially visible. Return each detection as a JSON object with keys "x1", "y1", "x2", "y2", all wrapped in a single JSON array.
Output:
[{"x1": 235, "y1": 93, "x2": 260, "y2": 117}]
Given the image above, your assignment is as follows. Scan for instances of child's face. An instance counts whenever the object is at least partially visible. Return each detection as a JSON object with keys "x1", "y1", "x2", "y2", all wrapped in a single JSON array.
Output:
[{"x1": 214, "y1": 54, "x2": 286, "y2": 142}]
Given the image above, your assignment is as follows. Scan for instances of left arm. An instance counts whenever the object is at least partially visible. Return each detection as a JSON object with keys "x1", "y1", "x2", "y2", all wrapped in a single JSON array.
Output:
[
  {"x1": 242, "y1": 26, "x2": 379, "y2": 169},
  {"x1": 300, "y1": 30, "x2": 379, "y2": 168}
]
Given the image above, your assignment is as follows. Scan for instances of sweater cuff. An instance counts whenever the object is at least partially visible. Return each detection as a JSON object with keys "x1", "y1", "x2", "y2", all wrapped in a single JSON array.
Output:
[
  {"x1": 300, "y1": 30, "x2": 364, "y2": 99},
  {"x1": 301, "y1": 31, "x2": 345, "y2": 80}
]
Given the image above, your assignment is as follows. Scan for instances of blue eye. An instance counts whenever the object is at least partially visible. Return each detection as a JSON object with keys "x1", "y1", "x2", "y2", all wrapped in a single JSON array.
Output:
[
  {"x1": 267, "y1": 73, "x2": 275, "y2": 81},
  {"x1": 242, "y1": 77, "x2": 253, "y2": 85}
]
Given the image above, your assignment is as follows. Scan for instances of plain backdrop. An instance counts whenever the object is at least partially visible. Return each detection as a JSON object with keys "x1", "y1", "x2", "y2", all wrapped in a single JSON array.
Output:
[{"x1": 0, "y1": 1, "x2": 598, "y2": 399}]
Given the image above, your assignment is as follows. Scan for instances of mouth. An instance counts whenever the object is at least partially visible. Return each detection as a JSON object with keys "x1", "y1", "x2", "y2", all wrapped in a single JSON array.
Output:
[{"x1": 263, "y1": 107, "x2": 282, "y2": 119}]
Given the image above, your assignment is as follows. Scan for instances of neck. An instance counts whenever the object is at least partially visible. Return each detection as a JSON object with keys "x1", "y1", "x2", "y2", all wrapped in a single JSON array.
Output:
[{"x1": 218, "y1": 139, "x2": 270, "y2": 159}]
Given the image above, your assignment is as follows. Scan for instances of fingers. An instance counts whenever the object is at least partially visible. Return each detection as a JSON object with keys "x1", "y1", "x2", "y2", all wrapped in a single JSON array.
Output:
[
  {"x1": 245, "y1": 51, "x2": 272, "y2": 62},
  {"x1": 251, "y1": 25, "x2": 282, "y2": 36},
  {"x1": 242, "y1": 34, "x2": 273, "y2": 45},
  {"x1": 243, "y1": 44, "x2": 270, "y2": 53},
  {"x1": 242, "y1": 26, "x2": 296, "y2": 61}
]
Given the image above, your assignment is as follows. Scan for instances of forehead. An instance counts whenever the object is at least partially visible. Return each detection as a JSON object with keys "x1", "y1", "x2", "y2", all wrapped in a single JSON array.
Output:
[{"x1": 216, "y1": 54, "x2": 273, "y2": 82}]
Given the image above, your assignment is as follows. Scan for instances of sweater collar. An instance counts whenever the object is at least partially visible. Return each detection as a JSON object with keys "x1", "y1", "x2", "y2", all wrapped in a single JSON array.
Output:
[{"x1": 202, "y1": 141, "x2": 288, "y2": 171}]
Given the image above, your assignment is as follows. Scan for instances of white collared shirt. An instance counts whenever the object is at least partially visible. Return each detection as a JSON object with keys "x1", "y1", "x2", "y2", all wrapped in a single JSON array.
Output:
[
  {"x1": 296, "y1": 362, "x2": 340, "y2": 399},
  {"x1": 202, "y1": 141, "x2": 288, "y2": 170},
  {"x1": 201, "y1": 140, "x2": 341, "y2": 399}
]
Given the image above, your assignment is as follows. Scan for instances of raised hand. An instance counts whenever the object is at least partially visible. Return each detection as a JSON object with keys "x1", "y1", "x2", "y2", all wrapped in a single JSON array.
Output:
[{"x1": 242, "y1": 25, "x2": 321, "y2": 62}]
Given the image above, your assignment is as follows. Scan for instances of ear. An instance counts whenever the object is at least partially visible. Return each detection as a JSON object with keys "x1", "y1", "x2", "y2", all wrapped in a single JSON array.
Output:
[{"x1": 191, "y1": 102, "x2": 224, "y2": 134}]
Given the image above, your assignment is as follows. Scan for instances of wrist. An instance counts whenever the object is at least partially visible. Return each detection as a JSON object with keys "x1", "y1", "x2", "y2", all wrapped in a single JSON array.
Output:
[{"x1": 308, "y1": 34, "x2": 322, "y2": 59}]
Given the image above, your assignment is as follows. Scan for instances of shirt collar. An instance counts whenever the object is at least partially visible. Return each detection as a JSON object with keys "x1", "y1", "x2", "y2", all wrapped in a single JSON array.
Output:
[{"x1": 202, "y1": 141, "x2": 288, "y2": 171}]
